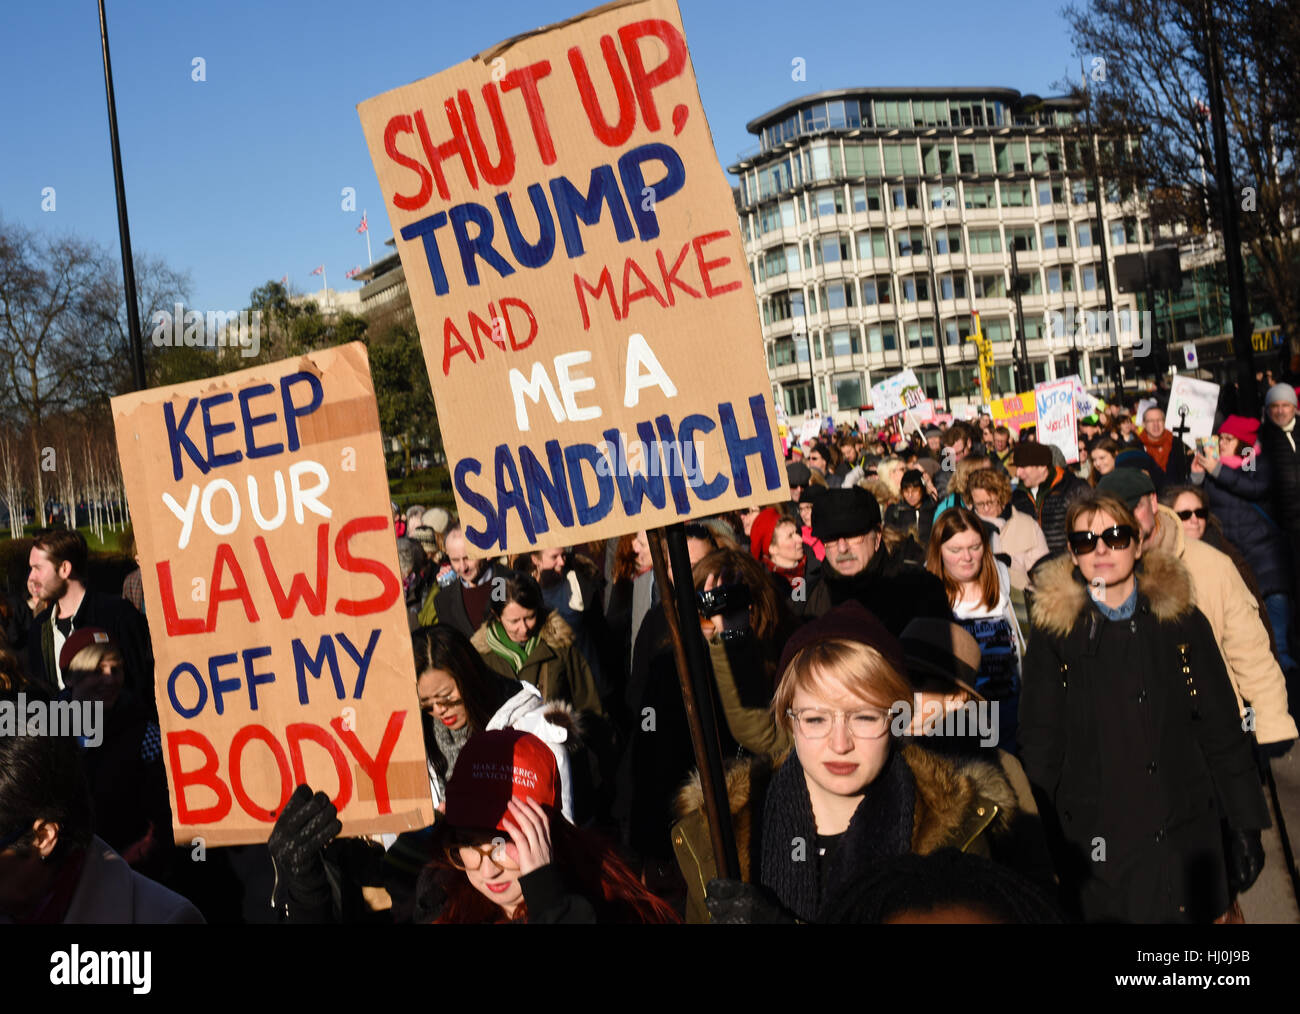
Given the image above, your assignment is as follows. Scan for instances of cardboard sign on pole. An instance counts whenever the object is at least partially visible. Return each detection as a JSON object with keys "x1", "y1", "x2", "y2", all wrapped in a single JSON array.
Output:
[
  {"x1": 1035, "y1": 378, "x2": 1079, "y2": 464},
  {"x1": 357, "y1": 0, "x2": 785, "y2": 556},
  {"x1": 870, "y1": 368, "x2": 925, "y2": 418},
  {"x1": 990, "y1": 391, "x2": 1037, "y2": 435},
  {"x1": 1167, "y1": 374, "x2": 1220, "y2": 449},
  {"x1": 111, "y1": 344, "x2": 434, "y2": 846}
]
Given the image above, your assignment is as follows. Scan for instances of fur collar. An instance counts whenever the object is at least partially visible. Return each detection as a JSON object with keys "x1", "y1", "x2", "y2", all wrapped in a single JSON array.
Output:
[
  {"x1": 470, "y1": 610, "x2": 575, "y2": 654},
  {"x1": 672, "y1": 743, "x2": 1017, "y2": 882},
  {"x1": 1029, "y1": 547, "x2": 1194, "y2": 638}
]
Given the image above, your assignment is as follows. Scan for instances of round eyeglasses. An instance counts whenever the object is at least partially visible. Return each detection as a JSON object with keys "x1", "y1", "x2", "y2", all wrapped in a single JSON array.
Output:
[{"x1": 786, "y1": 707, "x2": 892, "y2": 740}]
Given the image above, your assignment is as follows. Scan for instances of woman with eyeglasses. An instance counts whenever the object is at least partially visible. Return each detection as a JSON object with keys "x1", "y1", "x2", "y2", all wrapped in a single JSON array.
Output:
[
  {"x1": 1189, "y1": 415, "x2": 1297, "y2": 674},
  {"x1": 925, "y1": 508, "x2": 1026, "y2": 752},
  {"x1": 419, "y1": 730, "x2": 679, "y2": 924},
  {"x1": 1020, "y1": 493, "x2": 1269, "y2": 923},
  {"x1": 671, "y1": 604, "x2": 1026, "y2": 923}
]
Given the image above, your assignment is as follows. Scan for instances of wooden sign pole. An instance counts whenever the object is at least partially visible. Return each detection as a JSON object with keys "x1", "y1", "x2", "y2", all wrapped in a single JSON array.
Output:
[{"x1": 647, "y1": 525, "x2": 739, "y2": 881}]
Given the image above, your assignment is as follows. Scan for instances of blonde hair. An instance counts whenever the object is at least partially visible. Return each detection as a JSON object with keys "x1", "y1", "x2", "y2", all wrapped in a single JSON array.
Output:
[
  {"x1": 772, "y1": 639, "x2": 912, "y2": 734},
  {"x1": 65, "y1": 642, "x2": 124, "y2": 677},
  {"x1": 877, "y1": 457, "x2": 906, "y2": 494}
]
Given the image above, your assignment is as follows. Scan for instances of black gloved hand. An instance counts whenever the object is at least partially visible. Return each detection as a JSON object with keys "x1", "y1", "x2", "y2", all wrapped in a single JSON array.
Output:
[
  {"x1": 705, "y1": 878, "x2": 795, "y2": 924},
  {"x1": 1224, "y1": 828, "x2": 1265, "y2": 895},
  {"x1": 268, "y1": 785, "x2": 341, "y2": 904}
]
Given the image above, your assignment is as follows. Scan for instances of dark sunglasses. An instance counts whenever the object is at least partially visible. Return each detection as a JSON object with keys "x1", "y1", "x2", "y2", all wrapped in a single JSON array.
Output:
[
  {"x1": 1068, "y1": 524, "x2": 1136, "y2": 554},
  {"x1": 1175, "y1": 508, "x2": 1208, "y2": 521}
]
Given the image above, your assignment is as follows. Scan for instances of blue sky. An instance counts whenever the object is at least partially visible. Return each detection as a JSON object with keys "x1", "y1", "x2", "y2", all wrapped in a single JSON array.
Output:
[{"x1": 0, "y1": 0, "x2": 1081, "y2": 314}]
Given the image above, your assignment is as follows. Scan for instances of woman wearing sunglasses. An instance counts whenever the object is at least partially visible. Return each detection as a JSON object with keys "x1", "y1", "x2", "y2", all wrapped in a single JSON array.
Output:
[
  {"x1": 1188, "y1": 415, "x2": 1296, "y2": 675},
  {"x1": 1020, "y1": 493, "x2": 1269, "y2": 923},
  {"x1": 420, "y1": 730, "x2": 678, "y2": 924},
  {"x1": 672, "y1": 604, "x2": 1025, "y2": 923}
]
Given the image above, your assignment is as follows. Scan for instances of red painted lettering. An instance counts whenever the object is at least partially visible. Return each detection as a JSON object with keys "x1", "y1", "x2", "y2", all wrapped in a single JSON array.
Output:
[
  {"x1": 228, "y1": 724, "x2": 293, "y2": 822},
  {"x1": 334, "y1": 516, "x2": 402, "y2": 616},
  {"x1": 332, "y1": 710, "x2": 407, "y2": 815},
  {"x1": 167, "y1": 729, "x2": 232, "y2": 824}
]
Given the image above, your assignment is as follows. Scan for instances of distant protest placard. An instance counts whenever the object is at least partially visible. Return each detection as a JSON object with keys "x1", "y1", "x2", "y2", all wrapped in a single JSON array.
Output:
[
  {"x1": 990, "y1": 391, "x2": 1036, "y2": 435},
  {"x1": 1035, "y1": 378, "x2": 1079, "y2": 464},
  {"x1": 357, "y1": 0, "x2": 784, "y2": 556},
  {"x1": 1167, "y1": 374, "x2": 1220, "y2": 450},
  {"x1": 870, "y1": 369, "x2": 925, "y2": 418},
  {"x1": 111, "y1": 343, "x2": 434, "y2": 847}
]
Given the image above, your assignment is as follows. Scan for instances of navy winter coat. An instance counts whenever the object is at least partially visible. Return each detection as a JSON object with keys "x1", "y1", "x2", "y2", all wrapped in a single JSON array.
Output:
[{"x1": 1198, "y1": 455, "x2": 1293, "y2": 598}]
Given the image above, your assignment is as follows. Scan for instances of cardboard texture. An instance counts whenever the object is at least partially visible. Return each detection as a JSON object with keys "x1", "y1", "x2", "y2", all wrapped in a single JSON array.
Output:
[
  {"x1": 990, "y1": 391, "x2": 1037, "y2": 435},
  {"x1": 870, "y1": 369, "x2": 925, "y2": 418},
  {"x1": 111, "y1": 343, "x2": 434, "y2": 847},
  {"x1": 1167, "y1": 374, "x2": 1220, "y2": 450},
  {"x1": 357, "y1": 0, "x2": 785, "y2": 556},
  {"x1": 1034, "y1": 378, "x2": 1079, "y2": 464}
]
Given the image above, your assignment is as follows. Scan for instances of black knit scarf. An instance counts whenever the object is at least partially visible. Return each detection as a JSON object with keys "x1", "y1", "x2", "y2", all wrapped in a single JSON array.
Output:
[{"x1": 760, "y1": 747, "x2": 916, "y2": 922}]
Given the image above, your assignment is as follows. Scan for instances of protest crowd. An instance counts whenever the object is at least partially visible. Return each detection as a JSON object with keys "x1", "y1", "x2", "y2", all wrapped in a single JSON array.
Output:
[{"x1": 2, "y1": 367, "x2": 1298, "y2": 928}]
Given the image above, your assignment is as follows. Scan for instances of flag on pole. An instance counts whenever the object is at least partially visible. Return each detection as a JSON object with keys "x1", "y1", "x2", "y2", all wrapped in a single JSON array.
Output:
[
  {"x1": 311, "y1": 265, "x2": 324, "y2": 276},
  {"x1": 345, "y1": 266, "x2": 362, "y2": 279},
  {"x1": 280, "y1": 274, "x2": 288, "y2": 285},
  {"x1": 357, "y1": 213, "x2": 368, "y2": 234}
]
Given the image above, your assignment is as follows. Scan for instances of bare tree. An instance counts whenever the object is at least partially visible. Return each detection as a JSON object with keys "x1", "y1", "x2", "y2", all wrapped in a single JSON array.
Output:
[
  {"x1": 0, "y1": 221, "x2": 108, "y2": 524},
  {"x1": 1064, "y1": 0, "x2": 1300, "y2": 351}
]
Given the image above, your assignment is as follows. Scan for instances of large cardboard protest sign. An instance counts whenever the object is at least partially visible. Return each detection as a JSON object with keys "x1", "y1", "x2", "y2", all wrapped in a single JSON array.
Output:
[
  {"x1": 1035, "y1": 378, "x2": 1079, "y2": 464},
  {"x1": 870, "y1": 369, "x2": 926, "y2": 418},
  {"x1": 1167, "y1": 374, "x2": 1220, "y2": 450},
  {"x1": 111, "y1": 344, "x2": 434, "y2": 846},
  {"x1": 357, "y1": 0, "x2": 784, "y2": 556},
  {"x1": 990, "y1": 391, "x2": 1036, "y2": 435}
]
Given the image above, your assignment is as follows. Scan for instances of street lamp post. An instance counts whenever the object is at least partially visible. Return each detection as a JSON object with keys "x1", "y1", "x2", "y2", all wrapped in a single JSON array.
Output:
[{"x1": 924, "y1": 230, "x2": 952, "y2": 410}]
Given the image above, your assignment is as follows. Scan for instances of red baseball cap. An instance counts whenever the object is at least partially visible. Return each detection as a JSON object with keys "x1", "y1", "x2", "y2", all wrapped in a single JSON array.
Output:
[
  {"x1": 443, "y1": 730, "x2": 559, "y2": 832},
  {"x1": 59, "y1": 626, "x2": 117, "y2": 674}
]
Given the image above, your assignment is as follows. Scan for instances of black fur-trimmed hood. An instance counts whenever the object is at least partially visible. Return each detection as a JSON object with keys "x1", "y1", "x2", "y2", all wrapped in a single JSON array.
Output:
[{"x1": 1029, "y1": 549, "x2": 1194, "y2": 639}]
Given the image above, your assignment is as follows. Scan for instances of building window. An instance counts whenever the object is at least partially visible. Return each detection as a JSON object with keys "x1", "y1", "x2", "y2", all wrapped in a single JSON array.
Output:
[
  {"x1": 817, "y1": 233, "x2": 852, "y2": 264},
  {"x1": 1046, "y1": 266, "x2": 1074, "y2": 293},
  {"x1": 901, "y1": 274, "x2": 930, "y2": 302},
  {"x1": 867, "y1": 323, "x2": 898, "y2": 353},
  {"x1": 964, "y1": 183, "x2": 997, "y2": 209},
  {"x1": 983, "y1": 316, "x2": 1012, "y2": 343},
  {"x1": 973, "y1": 273, "x2": 1007, "y2": 299},
  {"x1": 890, "y1": 184, "x2": 920, "y2": 210},
  {"x1": 861, "y1": 275, "x2": 893, "y2": 305},
  {"x1": 895, "y1": 228, "x2": 927, "y2": 257},
  {"x1": 1081, "y1": 264, "x2": 1099, "y2": 290},
  {"x1": 906, "y1": 321, "x2": 936, "y2": 349},
  {"x1": 939, "y1": 272, "x2": 967, "y2": 300},
  {"x1": 1036, "y1": 180, "x2": 1064, "y2": 206},
  {"x1": 934, "y1": 227, "x2": 962, "y2": 254},
  {"x1": 822, "y1": 280, "x2": 857, "y2": 310},
  {"x1": 845, "y1": 144, "x2": 882, "y2": 178},
  {"x1": 829, "y1": 327, "x2": 860, "y2": 357},
  {"x1": 834, "y1": 373, "x2": 865, "y2": 408},
  {"x1": 851, "y1": 183, "x2": 883, "y2": 212},
  {"x1": 814, "y1": 188, "x2": 846, "y2": 218},
  {"x1": 1110, "y1": 217, "x2": 1139, "y2": 246},
  {"x1": 968, "y1": 228, "x2": 1002, "y2": 255},
  {"x1": 1007, "y1": 226, "x2": 1036, "y2": 252},
  {"x1": 856, "y1": 230, "x2": 887, "y2": 260},
  {"x1": 1001, "y1": 182, "x2": 1033, "y2": 207},
  {"x1": 1076, "y1": 222, "x2": 1093, "y2": 247},
  {"x1": 1015, "y1": 268, "x2": 1043, "y2": 295},
  {"x1": 1042, "y1": 221, "x2": 1070, "y2": 249},
  {"x1": 922, "y1": 143, "x2": 956, "y2": 175}
]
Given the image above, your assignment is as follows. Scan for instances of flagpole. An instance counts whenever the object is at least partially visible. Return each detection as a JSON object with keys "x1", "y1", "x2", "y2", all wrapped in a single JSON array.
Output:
[{"x1": 364, "y1": 209, "x2": 373, "y2": 265}]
